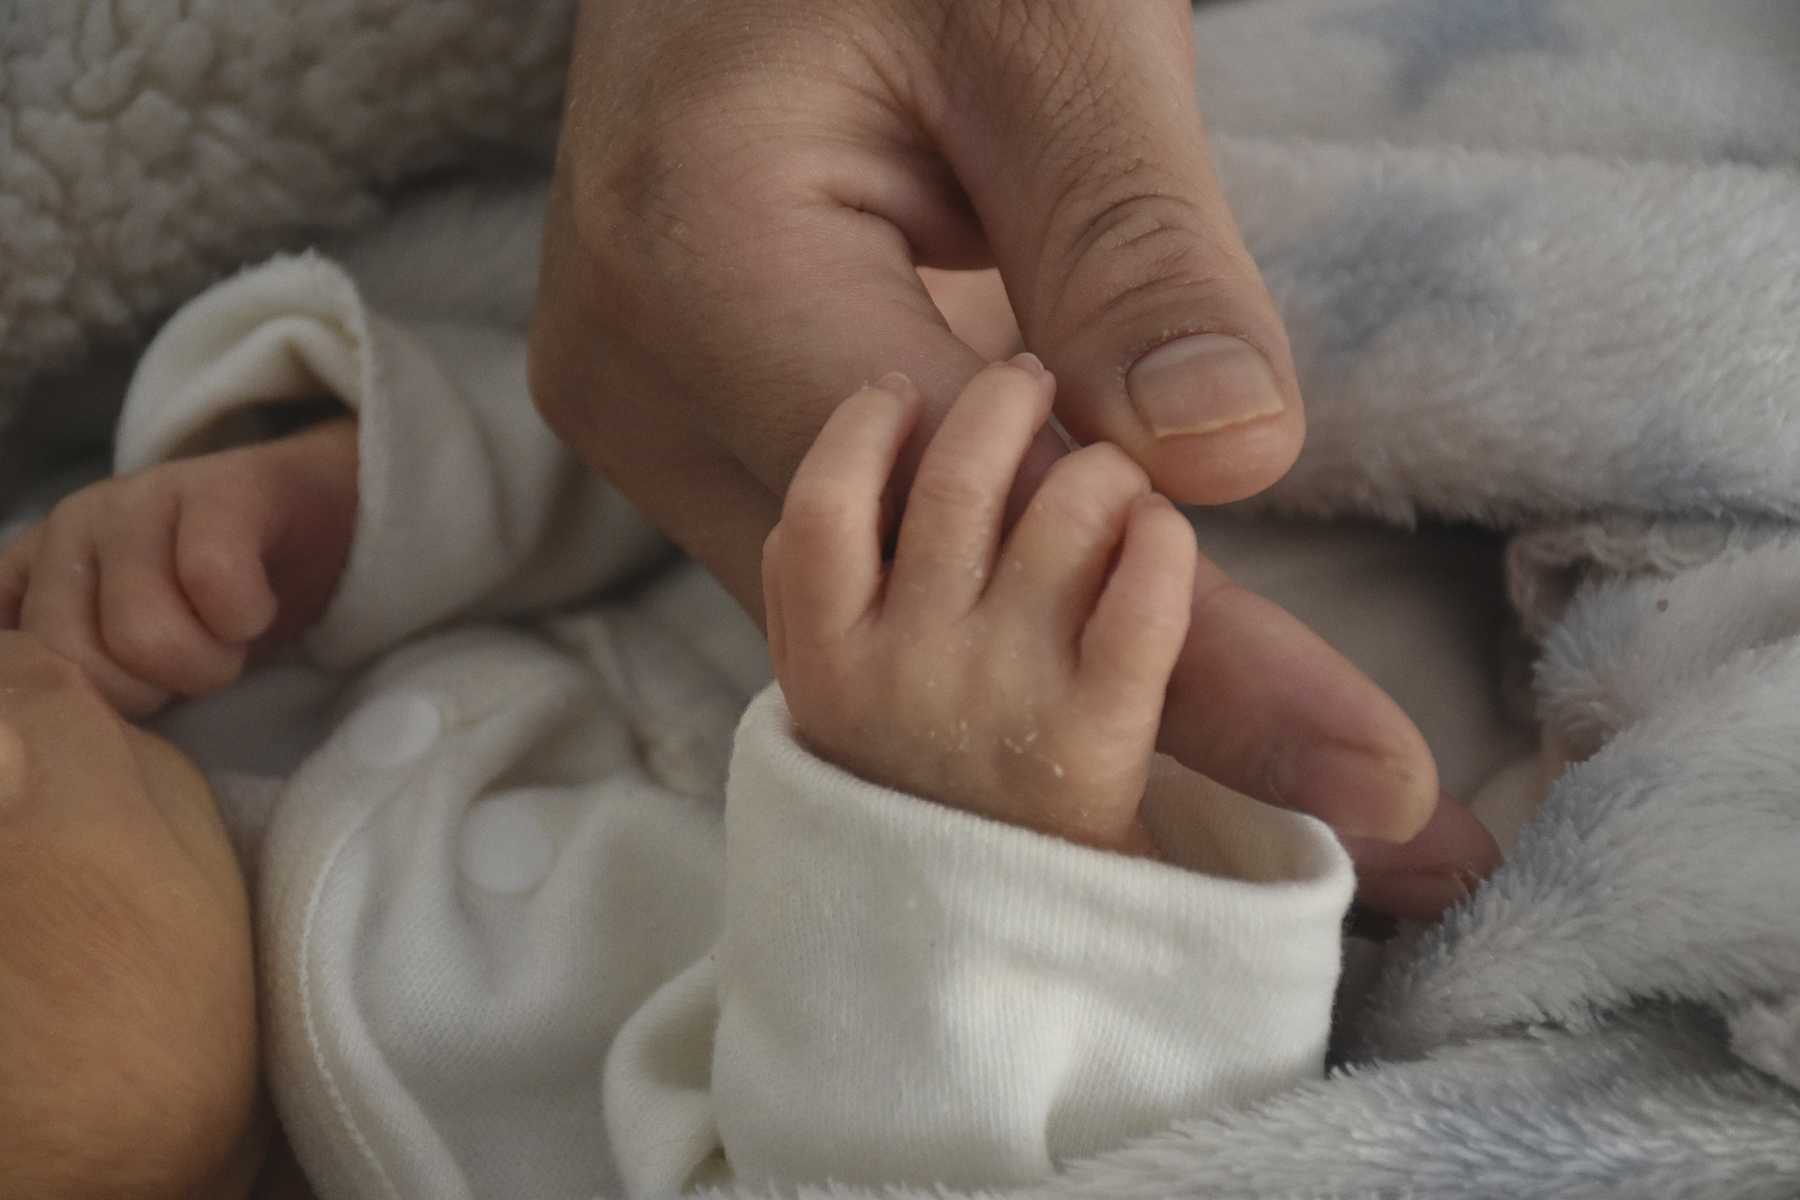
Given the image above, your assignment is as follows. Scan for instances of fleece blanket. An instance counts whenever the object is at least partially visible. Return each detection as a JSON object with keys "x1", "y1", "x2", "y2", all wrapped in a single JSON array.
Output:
[{"x1": 6, "y1": 1, "x2": 1800, "y2": 1198}]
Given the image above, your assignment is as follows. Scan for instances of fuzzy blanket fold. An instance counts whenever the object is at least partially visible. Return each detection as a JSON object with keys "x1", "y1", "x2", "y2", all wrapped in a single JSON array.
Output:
[{"x1": 6, "y1": 1, "x2": 1800, "y2": 1197}]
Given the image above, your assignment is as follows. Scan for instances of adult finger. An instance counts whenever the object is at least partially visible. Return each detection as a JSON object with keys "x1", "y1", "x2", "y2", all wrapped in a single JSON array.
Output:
[
  {"x1": 529, "y1": 210, "x2": 780, "y2": 621},
  {"x1": 936, "y1": 0, "x2": 1304, "y2": 505},
  {"x1": 1158, "y1": 551, "x2": 1503, "y2": 885},
  {"x1": 531, "y1": 5, "x2": 1060, "y2": 513},
  {"x1": 1344, "y1": 797, "x2": 1506, "y2": 920}
]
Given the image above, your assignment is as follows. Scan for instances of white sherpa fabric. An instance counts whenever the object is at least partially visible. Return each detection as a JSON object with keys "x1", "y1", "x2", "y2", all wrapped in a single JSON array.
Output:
[{"x1": 0, "y1": 0, "x2": 574, "y2": 399}]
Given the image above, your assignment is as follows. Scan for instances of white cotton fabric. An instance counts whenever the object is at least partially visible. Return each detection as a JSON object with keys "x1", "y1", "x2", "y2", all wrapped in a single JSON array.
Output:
[{"x1": 120, "y1": 243, "x2": 1355, "y2": 1199}]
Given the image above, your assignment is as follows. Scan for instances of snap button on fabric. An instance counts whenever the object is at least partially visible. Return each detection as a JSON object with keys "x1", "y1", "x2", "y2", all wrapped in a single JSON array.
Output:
[
  {"x1": 459, "y1": 790, "x2": 556, "y2": 896},
  {"x1": 346, "y1": 692, "x2": 443, "y2": 768}
]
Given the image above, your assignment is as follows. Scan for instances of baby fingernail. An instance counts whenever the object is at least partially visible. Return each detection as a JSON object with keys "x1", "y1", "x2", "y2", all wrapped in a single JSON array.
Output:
[
  {"x1": 1127, "y1": 335, "x2": 1285, "y2": 438},
  {"x1": 1009, "y1": 351, "x2": 1048, "y2": 377},
  {"x1": 873, "y1": 371, "x2": 915, "y2": 395}
]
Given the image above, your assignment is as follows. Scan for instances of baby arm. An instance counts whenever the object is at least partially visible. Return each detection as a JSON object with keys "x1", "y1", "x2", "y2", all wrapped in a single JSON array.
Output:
[
  {"x1": 666, "y1": 358, "x2": 1353, "y2": 1193},
  {"x1": 0, "y1": 229, "x2": 676, "y2": 708}
]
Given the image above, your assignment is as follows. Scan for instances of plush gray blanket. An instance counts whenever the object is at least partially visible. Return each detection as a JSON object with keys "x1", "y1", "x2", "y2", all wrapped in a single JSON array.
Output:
[{"x1": 5, "y1": 1, "x2": 1799, "y2": 1197}]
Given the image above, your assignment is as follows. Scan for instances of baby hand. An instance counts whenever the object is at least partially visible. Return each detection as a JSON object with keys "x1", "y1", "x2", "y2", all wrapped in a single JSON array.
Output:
[
  {"x1": 763, "y1": 357, "x2": 1197, "y2": 854},
  {"x1": 0, "y1": 418, "x2": 359, "y2": 717}
]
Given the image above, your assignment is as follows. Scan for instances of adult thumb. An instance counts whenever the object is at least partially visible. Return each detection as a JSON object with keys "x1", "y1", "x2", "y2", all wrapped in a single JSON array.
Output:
[{"x1": 940, "y1": 1, "x2": 1302, "y2": 504}]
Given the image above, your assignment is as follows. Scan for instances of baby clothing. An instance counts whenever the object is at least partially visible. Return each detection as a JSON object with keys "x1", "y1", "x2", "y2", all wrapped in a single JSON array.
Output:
[{"x1": 118, "y1": 230, "x2": 1438, "y2": 1199}]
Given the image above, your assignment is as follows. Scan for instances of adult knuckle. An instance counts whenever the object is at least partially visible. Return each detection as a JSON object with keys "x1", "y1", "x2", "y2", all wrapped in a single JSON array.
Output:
[
  {"x1": 955, "y1": 0, "x2": 1118, "y2": 119},
  {"x1": 1048, "y1": 187, "x2": 1227, "y2": 330}
]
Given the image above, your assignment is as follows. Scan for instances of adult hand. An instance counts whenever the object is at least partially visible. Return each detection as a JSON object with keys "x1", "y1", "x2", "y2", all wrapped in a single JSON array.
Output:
[{"x1": 529, "y1": 0, "x2": 1499, "y2": 913}]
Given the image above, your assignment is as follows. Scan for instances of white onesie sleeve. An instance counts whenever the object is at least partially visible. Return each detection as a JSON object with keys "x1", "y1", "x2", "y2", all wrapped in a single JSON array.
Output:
[
  {"x1": 606, "y1": 687, "x2": 1355, "y2": 1196},
  {"x1": 119, "y1": 236, "x2": 1353, "y2": 1200},
  {"x1": 113, "y1": 251, "x2": 666, "y2": 668}
]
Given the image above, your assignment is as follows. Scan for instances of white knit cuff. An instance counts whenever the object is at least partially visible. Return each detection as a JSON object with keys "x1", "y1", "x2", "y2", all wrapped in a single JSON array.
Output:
[
  {"x1": 113, "y1": 251, "x2": 664, "y2": 667},
  {"x1": 712, "y1": 685, "x2": 1353, "y2": 1190}
]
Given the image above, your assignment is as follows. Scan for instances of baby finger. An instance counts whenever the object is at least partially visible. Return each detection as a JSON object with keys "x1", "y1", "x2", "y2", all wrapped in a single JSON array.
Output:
[
  {"x1": 0, "y1": 525, "x2": 41, "y2": 628},
  {"x1": 18, "y1": 510, "x2": 169, "y2": 717},
  {"x1": 95, "y1": 511, "x2": 247, "y2": 699}
]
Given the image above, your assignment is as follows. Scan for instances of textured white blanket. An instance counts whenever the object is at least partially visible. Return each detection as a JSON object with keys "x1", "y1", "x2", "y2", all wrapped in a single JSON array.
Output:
[{"x1": 0, "y1": 0, "x2": 574, "y2": 401}]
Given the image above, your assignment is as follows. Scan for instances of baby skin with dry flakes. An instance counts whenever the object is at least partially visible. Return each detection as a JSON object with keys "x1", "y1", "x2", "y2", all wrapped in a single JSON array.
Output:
[
  {"x1": 0, "y1": 357, "x2": 1339, "y2": 1196},
  {"x1": 765, "y1": 355, "x2": 1195, "y2": 858}
]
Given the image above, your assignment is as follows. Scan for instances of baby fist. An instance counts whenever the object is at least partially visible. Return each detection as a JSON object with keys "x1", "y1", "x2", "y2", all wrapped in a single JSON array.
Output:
[{"x1": 0, "y1": 418, "x2": 358, "y2": 717}]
